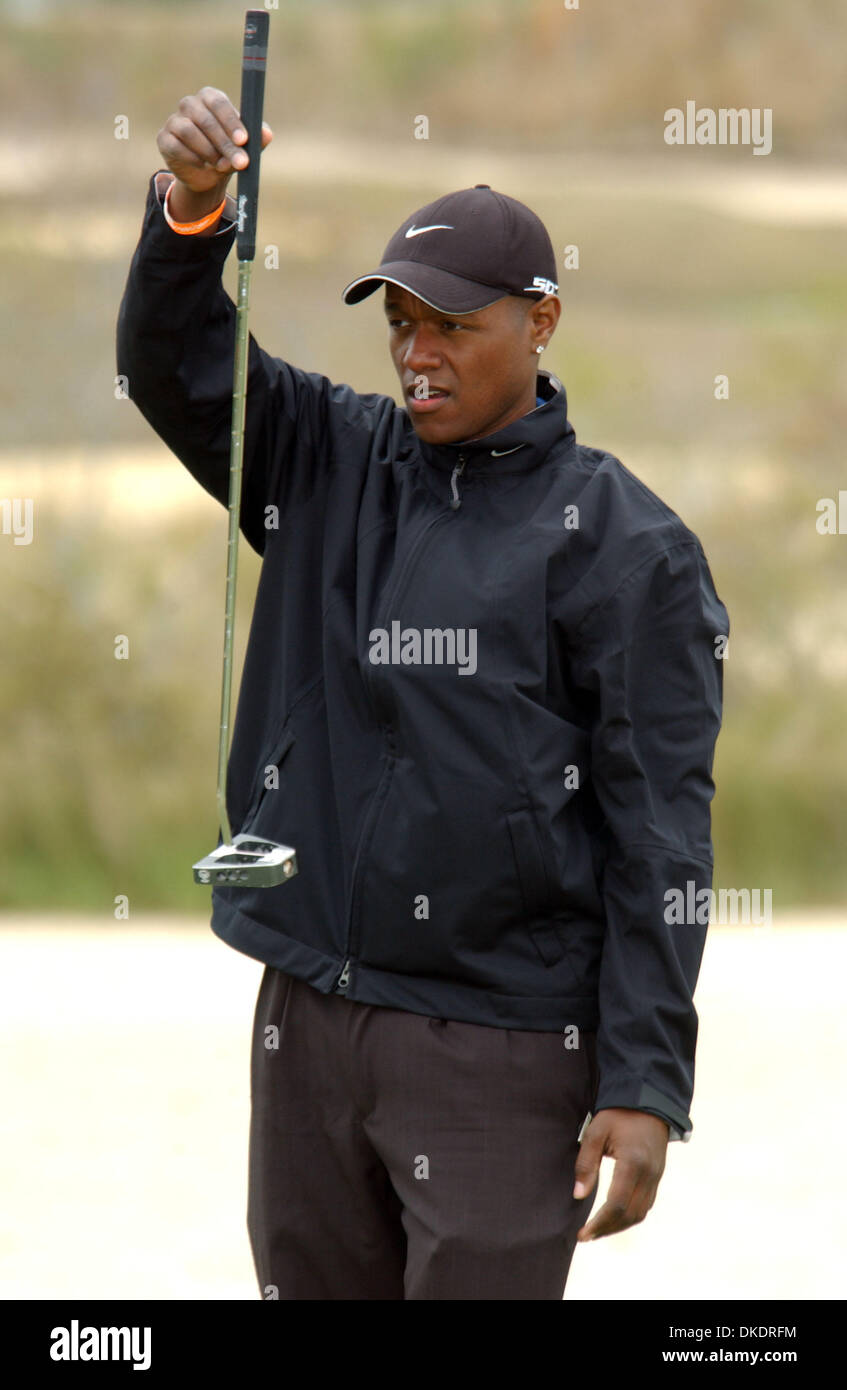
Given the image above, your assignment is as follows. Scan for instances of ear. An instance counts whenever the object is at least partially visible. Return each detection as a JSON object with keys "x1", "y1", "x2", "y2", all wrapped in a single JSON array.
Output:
[{"x1": 530, "y1": 294, "x2": 561, "y2": 333}]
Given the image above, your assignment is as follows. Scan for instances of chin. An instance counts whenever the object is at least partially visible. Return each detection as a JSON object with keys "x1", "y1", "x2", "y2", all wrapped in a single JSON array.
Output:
[{"x1": 410, "y1": 414, "x2": 472, "y2": 445}]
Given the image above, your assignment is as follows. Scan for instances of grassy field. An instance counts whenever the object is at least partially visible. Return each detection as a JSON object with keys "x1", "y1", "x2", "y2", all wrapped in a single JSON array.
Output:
[{"x1": 1, "y1": 0, "x2": 845, "y2": 908}]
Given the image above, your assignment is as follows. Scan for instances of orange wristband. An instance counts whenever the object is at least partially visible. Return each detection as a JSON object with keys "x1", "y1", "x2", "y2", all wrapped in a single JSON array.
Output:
[{"x1": 162, "y1": 177, "x2": 228, "y2": 235}]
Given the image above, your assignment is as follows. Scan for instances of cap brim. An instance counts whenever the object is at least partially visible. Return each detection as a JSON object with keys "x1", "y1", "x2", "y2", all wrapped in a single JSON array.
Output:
[{"x1": 341, "y1": 263, "x2": 508, "y2": 314}]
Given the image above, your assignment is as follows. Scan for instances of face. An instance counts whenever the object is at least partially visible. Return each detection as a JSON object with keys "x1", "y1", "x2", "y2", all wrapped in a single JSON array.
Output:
[{"x1": 384, "y1": 285, "x2": 560, "y2": 445}]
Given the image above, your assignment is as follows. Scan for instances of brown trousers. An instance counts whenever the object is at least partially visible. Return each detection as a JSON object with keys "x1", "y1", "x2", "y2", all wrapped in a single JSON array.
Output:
[{"x1": 247, "y1": 967, "x2": 599, "y2": 1300}]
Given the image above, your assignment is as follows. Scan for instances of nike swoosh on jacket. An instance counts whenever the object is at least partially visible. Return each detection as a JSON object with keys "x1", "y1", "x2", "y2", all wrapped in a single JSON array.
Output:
[{"x1": 116, "y1": 172, "x2": 730, "y2": 1141}]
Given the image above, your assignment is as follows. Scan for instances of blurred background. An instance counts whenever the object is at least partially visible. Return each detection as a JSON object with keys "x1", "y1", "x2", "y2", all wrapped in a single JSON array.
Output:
[{"x1": 0, "y1": 0, "x2": 845, "y2": 1301}]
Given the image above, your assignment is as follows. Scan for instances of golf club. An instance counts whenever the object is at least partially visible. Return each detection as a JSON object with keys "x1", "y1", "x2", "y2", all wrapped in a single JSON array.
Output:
[{"x1": 193, "y1": 10, "x2": 297, "y2": 889}]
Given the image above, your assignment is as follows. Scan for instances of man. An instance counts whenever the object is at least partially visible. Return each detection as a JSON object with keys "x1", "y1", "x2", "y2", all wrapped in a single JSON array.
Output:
[{"x1": 117, "y1": 87, "x2": 728, "y2": 1301}]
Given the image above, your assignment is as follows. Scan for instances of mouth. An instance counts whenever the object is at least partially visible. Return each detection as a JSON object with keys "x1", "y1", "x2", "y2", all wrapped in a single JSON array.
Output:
[{"x1": 405, "y1": 384, "x2": 452, "y2": 414}]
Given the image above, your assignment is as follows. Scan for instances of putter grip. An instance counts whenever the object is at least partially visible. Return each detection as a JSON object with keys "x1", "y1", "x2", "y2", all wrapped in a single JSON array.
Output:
[{"x1": 236, "y1": 9, "x2": 269, "y2": 260}]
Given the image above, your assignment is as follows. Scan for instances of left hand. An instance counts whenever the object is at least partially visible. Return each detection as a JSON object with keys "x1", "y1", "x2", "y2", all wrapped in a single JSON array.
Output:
[{"x1": 573, "y1": 1108, "x2": 669, "y2": 1241}]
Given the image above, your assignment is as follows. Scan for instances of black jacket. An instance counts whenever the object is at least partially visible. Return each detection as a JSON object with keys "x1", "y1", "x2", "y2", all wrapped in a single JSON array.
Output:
[{"x1": 117, "y1": 172, "x2": 729, "y2": 1140}]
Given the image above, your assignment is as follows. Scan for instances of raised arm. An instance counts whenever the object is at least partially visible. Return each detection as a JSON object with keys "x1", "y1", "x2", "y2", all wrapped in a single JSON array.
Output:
[{"x1": 116, "y1": 88, "x2": 373, "y2": 555}]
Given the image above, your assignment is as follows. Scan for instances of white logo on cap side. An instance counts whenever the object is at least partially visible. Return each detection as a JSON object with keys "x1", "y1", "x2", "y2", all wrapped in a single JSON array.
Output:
[
  {"x1": 405, "y1": 224, "x2": 455, "y2": 238},
  {"x1": 523, "y1": 275, "x2": 559, "y2": 294}
]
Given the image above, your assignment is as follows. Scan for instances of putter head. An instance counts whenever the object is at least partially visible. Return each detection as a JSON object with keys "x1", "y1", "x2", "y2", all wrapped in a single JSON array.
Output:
[{"x1": 193, "y1": 834, "x2": 298, "y2": 888}]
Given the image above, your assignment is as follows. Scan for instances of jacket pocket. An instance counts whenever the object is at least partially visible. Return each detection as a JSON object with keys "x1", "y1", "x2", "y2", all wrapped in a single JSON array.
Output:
[
  {"x1": 239, "y1": 725, "x2": 296, "y2": 834},
  {"x1": 531, "y1": 912, "x2": 605, "y2": 988},
  {"x1": 528, "y1": 918, "x2": 569, "y2": 968},
  {"x1": 507, "y1": 806, "x2": 584, "y2": 971},
  {"x1": 506, "y1": 807, "x2": 554, "y2": 925}
]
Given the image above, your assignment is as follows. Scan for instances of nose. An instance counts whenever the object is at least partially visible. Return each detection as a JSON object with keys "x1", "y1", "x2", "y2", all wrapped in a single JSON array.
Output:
[{"x1": 401, "y1": 322, "x2": 442, "y2": 372}]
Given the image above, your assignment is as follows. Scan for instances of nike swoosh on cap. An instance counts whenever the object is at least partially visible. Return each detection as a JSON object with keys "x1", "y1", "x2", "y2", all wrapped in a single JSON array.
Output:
[{"x1": 405, "y1": 224, "x2": 455, "y2": 238}]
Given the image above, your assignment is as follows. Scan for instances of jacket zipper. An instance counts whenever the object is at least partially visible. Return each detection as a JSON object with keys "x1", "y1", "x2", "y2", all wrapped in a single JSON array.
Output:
[
  {"x1": 449, "y1": 452, "x2": 468, "y2": 509},
  {"x1": 361, "y1": 508, "x2": 452, "y2": 722},
  {"x1": 335, "y1": 753, "x2": 392, "y2": 993},
  {"x1": 336, "y1": 504, "x2": 454, "y2": 993}
]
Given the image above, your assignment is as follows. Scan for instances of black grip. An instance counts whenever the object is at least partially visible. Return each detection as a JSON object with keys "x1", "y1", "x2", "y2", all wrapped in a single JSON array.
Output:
[{"x1": 236, "y1": 9, "x2": 269, "y2": 260}]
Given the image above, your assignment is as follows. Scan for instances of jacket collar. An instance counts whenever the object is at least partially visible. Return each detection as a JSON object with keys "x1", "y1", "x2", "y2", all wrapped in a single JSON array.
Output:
[{"x1": 414, "y1": 370, "x2": 576, "y2": 475}]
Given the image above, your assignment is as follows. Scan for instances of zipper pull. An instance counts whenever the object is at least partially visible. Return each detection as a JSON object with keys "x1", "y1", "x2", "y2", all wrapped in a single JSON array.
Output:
[
  {"x1": 336, "y1": 959, "x2": 351, "y2": 992},
  {"x1": 449, "y1": 453, "x2": 467, "y2": 510}
]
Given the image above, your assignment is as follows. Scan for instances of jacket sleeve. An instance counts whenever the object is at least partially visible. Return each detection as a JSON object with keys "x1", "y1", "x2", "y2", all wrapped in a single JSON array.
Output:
[
  {"x1": 569, "y1": 537, "x2": 729, "y2": 1141},
  {"x1": 116, "y1": 171, "x2": 381, "y2": 555}
]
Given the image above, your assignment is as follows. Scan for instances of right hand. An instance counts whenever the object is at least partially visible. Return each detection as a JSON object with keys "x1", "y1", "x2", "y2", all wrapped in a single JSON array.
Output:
[{"x1": 156, "y1": 86, "x2": 273, "y2": 198}]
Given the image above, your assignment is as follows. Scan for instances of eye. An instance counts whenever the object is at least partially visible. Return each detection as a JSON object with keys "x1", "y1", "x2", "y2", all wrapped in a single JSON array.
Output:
[
  {"x1": 441, "y1": 320, "x2": 463, "y2": 332},
  {"x1": 387, "y1": 317, "x2": 409, "y2": 329}
]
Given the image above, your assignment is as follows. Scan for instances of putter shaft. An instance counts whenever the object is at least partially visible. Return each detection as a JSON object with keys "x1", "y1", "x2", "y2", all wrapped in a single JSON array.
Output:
[
  {"x1": 193, "y1": 10, "x2": 297, "y2": 888},
  {"x1": 216, "y1": 256, "x2": 253, "y2": 847}
]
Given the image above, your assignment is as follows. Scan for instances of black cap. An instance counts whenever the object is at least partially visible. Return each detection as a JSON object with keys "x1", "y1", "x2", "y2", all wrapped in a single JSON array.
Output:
[{"x1": 341, "y1": 185, "x2": 559, "y2": 314}]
